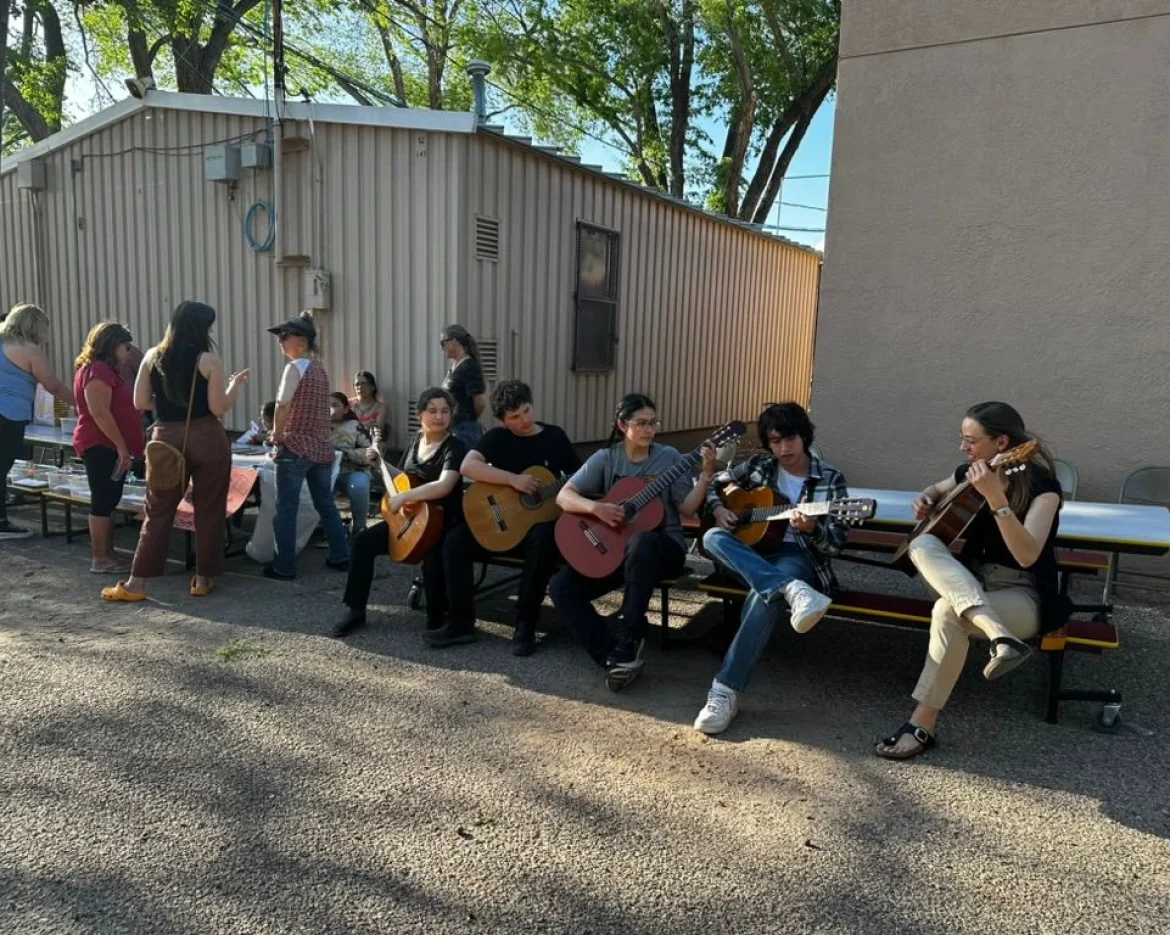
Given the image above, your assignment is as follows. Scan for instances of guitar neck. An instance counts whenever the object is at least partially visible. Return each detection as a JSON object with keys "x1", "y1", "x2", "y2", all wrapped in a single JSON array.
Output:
[
  {"x1": 624, "y1": 448, "x2": 702, "y2": 514},
  {"x1": 742, "y1": 501, "x2": 830, "y2": 524}
]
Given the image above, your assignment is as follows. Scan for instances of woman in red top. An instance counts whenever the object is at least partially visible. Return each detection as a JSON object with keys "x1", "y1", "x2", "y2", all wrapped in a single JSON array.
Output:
[{"x1": 72, "y1": 322, "x2": 145, "y2": 572}]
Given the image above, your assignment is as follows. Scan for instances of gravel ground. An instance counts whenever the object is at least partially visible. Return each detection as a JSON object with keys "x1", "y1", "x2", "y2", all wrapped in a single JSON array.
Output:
[{"x1": 2, "y1": 502, "x2": 1169, "y2": 935}]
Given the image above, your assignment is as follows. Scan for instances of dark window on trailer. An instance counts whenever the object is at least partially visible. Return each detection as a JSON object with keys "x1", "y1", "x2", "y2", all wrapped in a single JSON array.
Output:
[{"x1": 573, "y1": 223, "x2": 620, "y2": 372}]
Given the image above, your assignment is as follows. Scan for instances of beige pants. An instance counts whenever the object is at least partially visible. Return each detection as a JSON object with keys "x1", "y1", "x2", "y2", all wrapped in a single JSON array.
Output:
[{"x1": 908, "y1": 534, "x2": 1039, "y2": 710}]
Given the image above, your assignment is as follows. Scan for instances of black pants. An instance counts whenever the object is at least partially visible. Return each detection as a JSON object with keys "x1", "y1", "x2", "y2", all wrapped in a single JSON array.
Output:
[
  {"x1": 548, "y1": 531, "x2": 686, "y2": 664},
  {"x1": 81, "y1": 445, "x2": 126, "y2": 518},
  {"x1": 443, "y1": 520, "x2": 562, "y2": 629},
  {"x1": 343, "y1": 513, "x2": 461, "y2": 627},
  {"x1": 0, "y1": 414, "x2": 29, "y2": 522}
]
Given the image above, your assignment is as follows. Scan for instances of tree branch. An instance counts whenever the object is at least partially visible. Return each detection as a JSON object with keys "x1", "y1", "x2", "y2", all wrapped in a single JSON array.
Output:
[
  {"x1": 2, "y1": 76, "x2": 51, "y2": 141},
  {"x1": 375, "y1": 24, "x2": 408, "y2": 104}
]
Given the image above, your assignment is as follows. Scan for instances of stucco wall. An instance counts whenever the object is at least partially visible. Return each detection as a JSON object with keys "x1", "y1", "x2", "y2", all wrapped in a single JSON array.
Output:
[{"x1": 815, "y1": 2, "x2": 1170, "y2": 500}]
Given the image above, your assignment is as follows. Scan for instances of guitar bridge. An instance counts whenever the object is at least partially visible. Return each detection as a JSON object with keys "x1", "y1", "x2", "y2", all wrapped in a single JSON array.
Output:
[
  {"x1": 578, "y1": 519, "x2": 608, "y2": 554},
  {"x1": 487, "y1": 494, "x2": 508, "y2": 532}
]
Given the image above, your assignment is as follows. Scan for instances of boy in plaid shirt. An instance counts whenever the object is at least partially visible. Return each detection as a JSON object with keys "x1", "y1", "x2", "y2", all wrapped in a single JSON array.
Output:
[{"x1": 696, "y1": 402, "x2": 849, "y2": 734}]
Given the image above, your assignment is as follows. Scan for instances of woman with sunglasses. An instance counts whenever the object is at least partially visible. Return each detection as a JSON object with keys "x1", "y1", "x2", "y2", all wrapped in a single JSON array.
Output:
[
  {"x1": 550, "y1": 393, "x2": 714, "y2": 691},
  {"x1": 439, "y1": 324, "x2": 486, "y2": 448}
]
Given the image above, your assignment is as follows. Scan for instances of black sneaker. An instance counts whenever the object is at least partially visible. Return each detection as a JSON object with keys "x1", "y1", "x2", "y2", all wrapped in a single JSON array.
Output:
[
  {"x1": 325, "y1": 558, "x2": 350, "y2": 571},
  {"x1": 0, "y1": 519, "x2": 33, "y2": 540},
  {"x1": 332, "y1": 610, "x2": 368, "y2": 639},
  {"x1": 605, "y1": 639, "x2": 645, "y2": 692},
  {"x1": 262, "y1": 563, "x2": 296, "y2": 580},
  {"x1": 423, "y1": 623, "x2": 477, "y2": 648},
  {"x1": 512, "y1": 620, "x2": 537, "y2": 657}
]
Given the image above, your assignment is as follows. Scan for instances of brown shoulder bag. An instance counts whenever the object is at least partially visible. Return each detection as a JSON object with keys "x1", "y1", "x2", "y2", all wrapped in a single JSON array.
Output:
[{"x1": 144, "y1": 361, "x2": 198, "y2": 492}]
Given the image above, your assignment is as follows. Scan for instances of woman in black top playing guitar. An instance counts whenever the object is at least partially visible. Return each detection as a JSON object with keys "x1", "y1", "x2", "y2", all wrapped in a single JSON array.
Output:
[{"x1": 875, "y1": 402, "x2": 1070, "y2": 760}]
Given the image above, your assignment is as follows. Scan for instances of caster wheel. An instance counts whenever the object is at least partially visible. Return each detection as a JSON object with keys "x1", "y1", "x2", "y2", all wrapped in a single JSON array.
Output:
[
  {"x1": 1092, "y1": 705, "x2": 1122, "y2": 734},
  {"x1": 407, "y1": 586, "x2": 422, "y2": 610}
]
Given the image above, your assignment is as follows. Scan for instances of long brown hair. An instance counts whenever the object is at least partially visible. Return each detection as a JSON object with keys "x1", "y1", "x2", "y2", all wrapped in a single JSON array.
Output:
[
  {"x1": 965, "y1": 401, "x2": 1058, "y2": 515},
  {"x1": 155, "y1": 301, "x2": 216, "y2": 405},
  {"x1": 75, "y1": 322, "x2": 133, "y2": 372}
]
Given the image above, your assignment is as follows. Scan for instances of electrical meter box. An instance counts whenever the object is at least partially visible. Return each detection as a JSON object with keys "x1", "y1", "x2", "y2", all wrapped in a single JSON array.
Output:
[
  {"x1": 17, "y1": 159, "x2": 46, "y2": 191},
  {"x1": 303, "y1": 269, "x2": 332, "y2": 310},
  {"x1": 204, "y1": 145, "x2": 241, "y2": 182},
  {"x1": 240, "y1": 142, "x2": 271, "y2": 169}
]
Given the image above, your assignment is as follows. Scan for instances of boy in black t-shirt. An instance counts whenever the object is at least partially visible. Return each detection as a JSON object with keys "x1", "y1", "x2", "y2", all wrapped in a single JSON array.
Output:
[{"x1": 430, "y1": 380, "x2": 582, "y2": 654}]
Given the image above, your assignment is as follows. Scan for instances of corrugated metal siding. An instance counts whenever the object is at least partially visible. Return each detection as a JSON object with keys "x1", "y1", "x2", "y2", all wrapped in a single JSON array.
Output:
[
  {"x1": 0, "y1": 108, "x2": 466, "y2": 447},
  {"x1": 463, "y1": 134, "x2": 821, "y2": 443},
  {"x1": 2, "y1": 102, "x2": 816, "y2": 449}
]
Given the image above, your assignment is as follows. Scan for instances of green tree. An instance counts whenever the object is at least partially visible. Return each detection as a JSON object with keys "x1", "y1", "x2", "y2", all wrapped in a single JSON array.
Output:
[{"x1": 3, "y1": 0, "x2": 68, "y2": 146}]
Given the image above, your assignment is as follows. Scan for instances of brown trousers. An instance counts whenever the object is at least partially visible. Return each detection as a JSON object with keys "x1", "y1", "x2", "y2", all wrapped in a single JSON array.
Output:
[{"x1": 131, "y1": 416, "x2": 231, "y2": 579}]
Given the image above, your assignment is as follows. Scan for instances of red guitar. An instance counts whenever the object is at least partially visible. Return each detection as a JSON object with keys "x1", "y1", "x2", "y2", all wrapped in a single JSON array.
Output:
[{"x1": 555, "y1": 421, "x2": 746, "y2": 578}]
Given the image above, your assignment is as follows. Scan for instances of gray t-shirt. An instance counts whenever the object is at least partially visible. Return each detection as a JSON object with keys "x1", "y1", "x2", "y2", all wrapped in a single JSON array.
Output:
[{"x1": 568, "y1": 443, "x2": 693, "y2": 548}]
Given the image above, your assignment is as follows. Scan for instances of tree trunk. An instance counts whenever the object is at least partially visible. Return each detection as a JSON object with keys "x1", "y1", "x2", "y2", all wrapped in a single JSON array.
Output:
[
  {"x1": 749, "y1": 78, "x2": 832, "y2": 225},
  {"x1": 2, "y1": 78, "x2": 51, "y2": 141},
  {"x1": 664, "y1": 1, "x2": 694, "y2": 197},
  {"x1": 720, "y1": 8, "x2": 755, "y2": 217},
  {"x1": 375, "y1": 25, "x2": 408, "y2": 104},
  {"x1": 739, "y1": 53, "x2": 837, "y2": 221},
  {"x1": 39, "y1": 0, "x2": 65, "y2": 133},
  {"x1": 0, "y1": 0, "x2": 10, "y2": 150}
]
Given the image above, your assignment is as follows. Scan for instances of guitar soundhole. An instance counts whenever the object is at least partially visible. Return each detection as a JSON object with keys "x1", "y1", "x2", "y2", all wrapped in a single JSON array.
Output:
[{"x1": 520, "y1": 492, "x2": 539, "y2": 509}]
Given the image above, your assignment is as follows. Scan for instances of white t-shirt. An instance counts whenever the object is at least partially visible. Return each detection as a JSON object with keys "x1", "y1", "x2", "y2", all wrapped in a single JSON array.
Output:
[
  {"x1": 276, "y1": 357, "x2": 312, "y2": 405},
  {"x1": 775, "y1": 468, "x2": 807, "y2": 543}
]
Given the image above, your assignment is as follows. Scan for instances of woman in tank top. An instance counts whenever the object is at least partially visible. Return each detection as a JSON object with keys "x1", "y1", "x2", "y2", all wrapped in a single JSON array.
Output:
[
  {"x1": 0, "y1": 303, "x2": 74, "y2": 540},
  {"x1": 102, "y1": 300, "x2": 249, "y2": 602}
]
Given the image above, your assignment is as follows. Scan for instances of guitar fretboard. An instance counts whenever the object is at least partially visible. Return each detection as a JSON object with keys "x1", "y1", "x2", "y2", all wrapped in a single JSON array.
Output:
[{"x1": 740, "y1": 501, "x2": 830, "y2": 524}]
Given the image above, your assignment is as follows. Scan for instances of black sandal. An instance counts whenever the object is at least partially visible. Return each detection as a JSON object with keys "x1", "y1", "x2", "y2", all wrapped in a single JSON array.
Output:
[
  {"x1": 983, "y1": 637, "x2": 1032, "y2": 680},
  {"x1": 874, "y1": 722, "x2": 936, "y2": 761}
]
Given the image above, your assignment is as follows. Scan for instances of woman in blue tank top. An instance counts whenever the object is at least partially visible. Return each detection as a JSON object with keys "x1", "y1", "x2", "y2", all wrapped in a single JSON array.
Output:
[{"x1": 0, "y1": 303, "x2": 74, "y2": 540}]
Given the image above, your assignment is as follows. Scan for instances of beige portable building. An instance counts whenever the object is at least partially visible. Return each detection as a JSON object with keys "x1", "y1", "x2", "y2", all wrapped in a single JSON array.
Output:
[{"x1": 1, "y1": 92, "x2": 820, "y2": 447}]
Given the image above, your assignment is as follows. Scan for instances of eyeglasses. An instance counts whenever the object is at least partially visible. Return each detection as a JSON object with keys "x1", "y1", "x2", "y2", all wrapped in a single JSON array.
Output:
[
  {"x1": 627, "y1": 419, "x2": 661, "y2": 430},
  {"x1": 438, "y1": 339, "x2": 450, "y2": 348}
]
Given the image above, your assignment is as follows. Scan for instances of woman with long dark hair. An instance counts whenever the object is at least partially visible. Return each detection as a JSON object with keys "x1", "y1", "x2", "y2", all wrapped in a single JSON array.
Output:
[
  {"x1": 549, "y1": 393, "x2": 714, "y2": 691},
  {"x1": 0, "y1": 303, "x2": 74, "y2": 540},
  {"x1": 875, "y1": 401, "x2": 1070, "y2": 760},
  {"x1": 330, "y1": 392, "x2": 373, "y2": 534},
  {"x1": 333, "y1": 387, "x2": 466, "y2": 639},
  {"x1": 102, "y1": 301, "x2": 249, "y2": 601},
  {"x1": 72, "y1": 321, "x2": 145, "y2": 572},
  {"x1": 349, "y1": 370, "x2": 387, "y2": 451},
  {"x1": 440, "y1": 324, "x2": 487, "y2": 447}
]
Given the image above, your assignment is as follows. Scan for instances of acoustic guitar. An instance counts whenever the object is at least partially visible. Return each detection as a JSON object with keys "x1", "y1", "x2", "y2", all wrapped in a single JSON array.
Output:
[
  {"x1": 890, "y1": 440, "x2": 1039, "y2": 575},
  {"x1": 700, "y1": 486, "x2": 877, "y2": 554},
  {"x1": 555, "y1": 421, "x2": 747, "y2": 579},
  {"x1": 464, "y1": 465, "x2": 568, "y2": 552},
  {"x1": 378, "y1": 458, "x2": 444, "y2": 564}
]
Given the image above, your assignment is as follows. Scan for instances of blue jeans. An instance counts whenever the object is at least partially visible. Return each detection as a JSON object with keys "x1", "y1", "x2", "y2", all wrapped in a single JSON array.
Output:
[
  {"x1": 452, "y1": 420, "x2": 483, "y2": 447},
  {"x1": 702, "y1": 528, "x2": 816, "y2": 692},
  {"x1": 336, "y1": 470, "x2": 372, "y2": 533},
  {"x1": 272, "y1": 451, "x2": 350, "y2": 577}
]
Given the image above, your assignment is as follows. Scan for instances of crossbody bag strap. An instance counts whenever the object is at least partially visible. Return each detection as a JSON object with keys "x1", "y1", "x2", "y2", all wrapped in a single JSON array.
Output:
[{"x1": 179, "y1": 356, "x2": 199, "y2": 456}]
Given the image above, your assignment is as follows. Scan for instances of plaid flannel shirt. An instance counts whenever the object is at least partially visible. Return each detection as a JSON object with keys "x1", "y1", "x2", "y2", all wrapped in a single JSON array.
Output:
[{"x1": 704, "y1": 452, "x2": 849, "y2": 595}]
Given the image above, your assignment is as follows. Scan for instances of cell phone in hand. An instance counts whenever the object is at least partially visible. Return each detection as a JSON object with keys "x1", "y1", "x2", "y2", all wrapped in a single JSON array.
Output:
[{"x1": 111, "y1": 464, "x2": 127, "y2": 482}]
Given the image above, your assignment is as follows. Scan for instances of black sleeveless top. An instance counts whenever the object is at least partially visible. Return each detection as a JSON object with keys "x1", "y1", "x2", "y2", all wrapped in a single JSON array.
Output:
[
  {"x1": 953, "y1": 463, "x2": 1073, "y2": 634},
  {"x1": 150, "y1": 360, "x2": 212, "y2": 422}
]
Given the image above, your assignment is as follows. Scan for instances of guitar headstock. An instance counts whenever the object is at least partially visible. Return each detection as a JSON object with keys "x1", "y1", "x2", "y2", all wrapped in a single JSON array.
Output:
[
  {"x1": 706, "y1": 421, "x2": 747, "y2": 450},
  {"x1": 989, "y1": 440, "x2": 1038, "y2": 475},
  {"x1": 830, "y1": 498, "x2": 877, "y2": 525}
]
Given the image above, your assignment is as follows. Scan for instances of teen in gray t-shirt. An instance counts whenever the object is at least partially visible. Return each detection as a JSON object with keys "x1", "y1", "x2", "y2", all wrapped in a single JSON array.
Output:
[{"x1": 568, "y1": 444, "x2": 694, "y2": 549}]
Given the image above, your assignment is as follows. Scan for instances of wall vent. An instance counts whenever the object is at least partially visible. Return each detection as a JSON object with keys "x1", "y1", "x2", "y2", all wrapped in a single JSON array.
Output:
[
  {"x1": 475, "y1": 216, "x2": 500, "y2": 261},
  {"x1": 406, "y1": 401, "x2": 421, "y2": 435},
  {"x1": 478, "y1": 340, "x2": 499, "y2": 384}
]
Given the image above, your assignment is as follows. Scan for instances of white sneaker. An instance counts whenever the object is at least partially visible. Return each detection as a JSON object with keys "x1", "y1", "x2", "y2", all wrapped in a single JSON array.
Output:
[
  {"x1": 693, "y1": 680, "x2": 739, "y2": 734},
  {"x1": 786, "y1": 581, "x2": 831, "y2": 634}
]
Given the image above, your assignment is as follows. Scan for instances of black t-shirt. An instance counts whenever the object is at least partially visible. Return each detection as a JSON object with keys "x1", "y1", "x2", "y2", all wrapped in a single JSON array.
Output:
[
  {"x1": 473, "y1": 423, "x2": 582, "y2": 477},
  {"x1": 442, "y1": 358, "x2": 485, "y2": 426},
  {"x1": 400, "y1": 431, "x2": 467, "y2": 519}
]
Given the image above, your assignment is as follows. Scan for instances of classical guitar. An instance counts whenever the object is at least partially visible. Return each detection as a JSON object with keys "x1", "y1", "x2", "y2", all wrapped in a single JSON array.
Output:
[
  {"x1": 378, "y1": 458, "x2": 444, "y2": 564},
  {"x1": 464, "y1": 465, "x2": 568, "y2": 552},
  {"x1": 699, "y1": 486, "x2": 877, "y2": 554},
  {"x1": 555, "y1": 421, "x2": 747, "y2": 579},
  {"x1": 890, "y1": 440, "x2": 1039, "y2": 575}
]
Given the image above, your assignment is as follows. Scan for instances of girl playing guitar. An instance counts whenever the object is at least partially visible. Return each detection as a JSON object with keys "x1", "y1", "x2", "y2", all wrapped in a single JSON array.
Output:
[{"x1": 875, "y1": 402, "x2": 1071, "y2": 760}]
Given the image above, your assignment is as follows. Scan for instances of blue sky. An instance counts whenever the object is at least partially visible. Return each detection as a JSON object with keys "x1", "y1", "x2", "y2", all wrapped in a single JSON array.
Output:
[{"x1": 569, "y1": 98, "x2": 835, "y2": 251}]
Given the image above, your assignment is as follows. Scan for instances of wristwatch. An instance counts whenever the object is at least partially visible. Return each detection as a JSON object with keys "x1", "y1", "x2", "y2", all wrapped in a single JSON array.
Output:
[{"x1": 994, "y1": 505, "x2": 1014, "y2": 518}]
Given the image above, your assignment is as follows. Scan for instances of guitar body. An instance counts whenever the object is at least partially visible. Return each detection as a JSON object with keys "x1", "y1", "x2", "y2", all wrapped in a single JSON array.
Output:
[
  {"x1": 891, "y1": 483, "x2": 985, "y2": 575},
  {"x1": 464, "y1": 465, "x2": 561, "y2": 552},
  {"x1": 554, "y1": 476, "x2": 666, "y2": 578},
  {"x1": 698, "y1": 486, "x2": 789, "y2": 555},
  {"x1": 380, "y1": 471, "x2": 444, "y2": 564}
]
